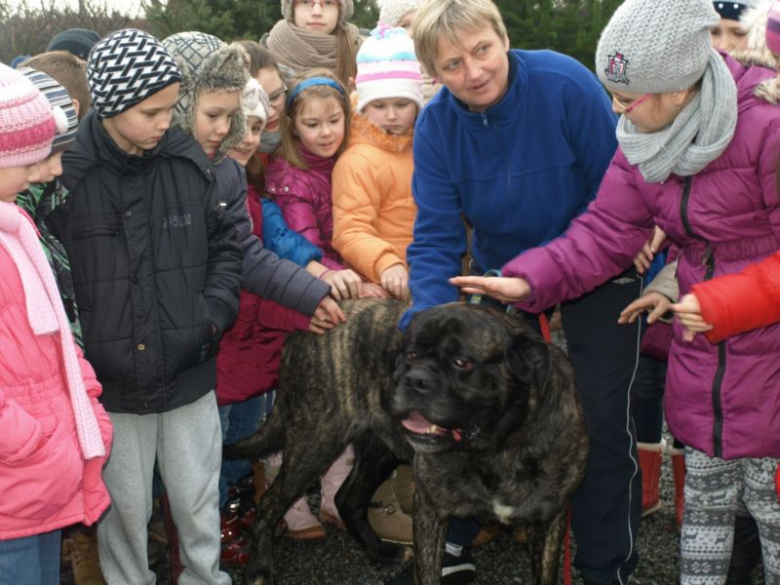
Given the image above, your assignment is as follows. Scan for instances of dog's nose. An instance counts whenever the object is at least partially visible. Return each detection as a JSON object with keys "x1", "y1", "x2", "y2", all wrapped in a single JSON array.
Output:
[{"x1": 404, "y1": 372, "x2": 430, "y2": 394}]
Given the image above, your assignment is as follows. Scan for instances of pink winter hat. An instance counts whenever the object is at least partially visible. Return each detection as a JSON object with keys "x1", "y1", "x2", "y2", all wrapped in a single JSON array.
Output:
[
  {"x1": 355, "y1": 25, "x2": 423, "y2": 113},
  {"x1": 767, "y1": 0, "x2": 780, "y2": 55},
  {"x1": 0, "y1": 62, "x2": 58, "y2": 169}
]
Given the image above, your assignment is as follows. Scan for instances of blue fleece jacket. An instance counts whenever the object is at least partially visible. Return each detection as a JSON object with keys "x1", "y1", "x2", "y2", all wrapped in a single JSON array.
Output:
[{"x1": 400, "y1": 49, "x2": 618, "y2": 329}]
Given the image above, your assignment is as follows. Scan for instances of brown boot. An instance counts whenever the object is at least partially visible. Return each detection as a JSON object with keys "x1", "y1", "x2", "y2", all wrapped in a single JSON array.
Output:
[
  {"x1": 68, "y1": 532, "x2": 106, "y2": 585},
  {"x1": 638, "y1": 441, "x2": 664, "y2": 516},
  {"x1": 472, "y1": 525, "x2": 500, "y2": 547},
  {"x1": 368, "y1": 470, "x2": 414, "y2": 545},
  {"x1": 670, "y1": 446, "x2": 686, "y2": 529}
]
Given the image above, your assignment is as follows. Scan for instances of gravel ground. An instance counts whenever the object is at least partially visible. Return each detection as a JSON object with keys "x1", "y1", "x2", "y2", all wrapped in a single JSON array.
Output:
[{"x1": 63, "y1": 450, "x2": 764, "y2": 585}]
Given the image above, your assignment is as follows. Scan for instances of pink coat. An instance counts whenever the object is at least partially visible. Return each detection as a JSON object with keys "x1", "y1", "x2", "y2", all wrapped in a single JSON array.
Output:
[
  {"x1": 0, "y1": 240, "x2": 112, "y2": 540},
  {"x1": 265, "y1": 147, "x2": 345, "y2": 270}
]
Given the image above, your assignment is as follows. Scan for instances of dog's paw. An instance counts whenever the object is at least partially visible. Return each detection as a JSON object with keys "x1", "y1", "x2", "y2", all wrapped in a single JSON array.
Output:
[
  {"x1": 367, "y1": 541, "x2": 412, "y2": 565},
  {"x1": 244, "y1": 560, "x2": 274, "y2": 585}
]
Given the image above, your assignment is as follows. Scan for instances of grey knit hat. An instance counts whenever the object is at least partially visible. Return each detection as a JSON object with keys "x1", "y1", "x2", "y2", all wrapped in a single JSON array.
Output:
[
  {"x1": 162, "y1": 31, "x2": 249, "y2": 161},
  {"x1": 596, "y1": 0, "x2": 720, "y2": 94},
  {"x1": 19, "y1": 67, "x2": 78, "y2": 155},
  {"x1": 378, "y1": 0, "x2": 420, "y2": 27},
  {"x1": 281, "y1": 0, "x2": 354, "y2": 27},
  {"x1": 88, "y1": 29, "x2": 181, "y2": 119}
]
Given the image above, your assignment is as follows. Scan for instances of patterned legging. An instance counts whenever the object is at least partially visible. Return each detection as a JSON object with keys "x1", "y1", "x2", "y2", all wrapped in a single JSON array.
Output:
[{"x1": 680, "y1": 447, "x2": 780, "y2": 585}]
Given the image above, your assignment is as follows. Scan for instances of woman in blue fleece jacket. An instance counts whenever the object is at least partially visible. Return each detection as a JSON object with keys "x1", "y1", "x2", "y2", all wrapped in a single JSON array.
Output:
[{"x1": 389, "y1": 2, "x2": 643, "y2": 585}]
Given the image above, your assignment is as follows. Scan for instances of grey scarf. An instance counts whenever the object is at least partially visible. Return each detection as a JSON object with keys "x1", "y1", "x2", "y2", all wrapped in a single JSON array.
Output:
[
  {"x1": 617, "y1": 51, "x2": 738, "y2": 184},
  {"x1": 260, "y1": 129, "x2": 282, "y2": 155}
]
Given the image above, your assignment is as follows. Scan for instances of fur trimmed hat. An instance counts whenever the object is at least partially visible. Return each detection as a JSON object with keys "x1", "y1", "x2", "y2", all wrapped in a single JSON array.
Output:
[
  {"x1": 0, "y1": 62, "x2": 60, "y2": 169},
  {"x1": 281, "y1": 0, "x2": 354, "y2": 27},
  {"x1": 19, "y1": 67, "x2": 79, "y2": 155},
  {"x1": 162, "y1": 31, "x2": 250, "y2": 162},
  {"x1": 378, "y1": 0, "x2": 420, "y2": 27},
  {"x1": 596, "y1": 0, "x2": 719, "y2": 93},
  {"x1": 88, "y1": 29, "x2": 182, "y2": 119},
  {"x1": 356, "y1": 25, "x2": 423, "y2": 112}
]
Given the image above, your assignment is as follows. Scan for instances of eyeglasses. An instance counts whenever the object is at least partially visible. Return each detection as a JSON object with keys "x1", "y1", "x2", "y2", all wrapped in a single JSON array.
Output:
[
  {"x1": 267, "y1": 84, "x2": 287, "y2": 109},
  {"x1": 612, "y1": 92, "x2": 652, "y2": 114},
  {"x1": 295, "y1": 0, "x2": 339, "y2": 9}
]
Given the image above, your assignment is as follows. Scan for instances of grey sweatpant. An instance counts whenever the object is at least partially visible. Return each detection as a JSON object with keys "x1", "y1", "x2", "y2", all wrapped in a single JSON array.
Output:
[
  {"x1": 680, "y1": 447, "x2": 780, "y2": 585},
  {"x1": 97, "y1": 391, "x2": 230, "y2": 585}
]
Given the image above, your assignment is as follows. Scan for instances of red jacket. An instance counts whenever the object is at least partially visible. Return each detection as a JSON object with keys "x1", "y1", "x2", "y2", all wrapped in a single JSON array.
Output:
[
  {"x1": 216, "y1": 190, "x2": 311, "y2": 406},
  {"x1": 692, "y1": 251, "x2": 780, "y2": 344}
]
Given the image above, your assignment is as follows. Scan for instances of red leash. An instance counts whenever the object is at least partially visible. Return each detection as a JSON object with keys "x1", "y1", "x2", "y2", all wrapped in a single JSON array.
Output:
[{"x1": 538, "y1": 313, "x2": 573, "y2": 585}]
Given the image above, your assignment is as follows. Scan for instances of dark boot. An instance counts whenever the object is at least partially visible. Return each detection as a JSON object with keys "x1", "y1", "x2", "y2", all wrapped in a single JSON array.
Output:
[{"x1": 726, "y1": 513, "x2": 762, "y2": 585}]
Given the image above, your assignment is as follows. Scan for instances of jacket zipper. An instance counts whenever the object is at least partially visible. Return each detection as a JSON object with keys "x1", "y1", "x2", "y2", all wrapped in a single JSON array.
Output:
[
  {"x1": 481, "y1": 112, "x2": 515, "y2": 233},
  {"x1": 679, "y1": 176, "x2": 725, "y2": 456}
]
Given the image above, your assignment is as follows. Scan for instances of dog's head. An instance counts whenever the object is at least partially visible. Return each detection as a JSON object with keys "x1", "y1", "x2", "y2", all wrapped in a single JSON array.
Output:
[{"x1": 391, "y1": 303, "x2": 552, "y2": 454}]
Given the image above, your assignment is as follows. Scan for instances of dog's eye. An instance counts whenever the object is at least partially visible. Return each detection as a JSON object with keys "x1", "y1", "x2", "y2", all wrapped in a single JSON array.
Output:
[
  {"x1": 406, "y1": 351, "x2": 417, "y2": 361},
  {"x1": 454, "y1": 358, "x2": 474, "y2": 371}
]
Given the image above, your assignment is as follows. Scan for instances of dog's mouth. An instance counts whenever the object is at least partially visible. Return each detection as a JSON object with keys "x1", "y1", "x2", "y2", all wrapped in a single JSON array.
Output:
[{"x1": 400, "y1": 410, "x2": 471, "y2": 445}]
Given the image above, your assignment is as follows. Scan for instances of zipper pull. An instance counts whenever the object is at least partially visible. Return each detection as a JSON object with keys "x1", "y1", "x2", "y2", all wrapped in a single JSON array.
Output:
[{"x1": 482, "y1": 113, "x2": 489, "y2": 128}]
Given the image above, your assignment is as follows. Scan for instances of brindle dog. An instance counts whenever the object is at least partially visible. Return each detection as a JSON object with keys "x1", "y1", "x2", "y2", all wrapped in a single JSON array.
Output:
[{"x1": 225, "y1": 298, "x2": 588, "y2": 585}]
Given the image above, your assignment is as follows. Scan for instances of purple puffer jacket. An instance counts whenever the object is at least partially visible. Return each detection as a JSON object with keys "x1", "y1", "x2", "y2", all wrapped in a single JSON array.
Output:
[
  {"x1": 504, "y1": 54, "x2": 780, "y2": 460},
  {"x1": 265, "y1": 147, "x2": 345, "y2": 271}
]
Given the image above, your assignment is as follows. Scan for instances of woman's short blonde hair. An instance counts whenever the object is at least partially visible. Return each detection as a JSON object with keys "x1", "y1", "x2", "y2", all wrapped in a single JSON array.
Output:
[{"x1": 413, "y1": 0, "x2": 509, "y2": 76}]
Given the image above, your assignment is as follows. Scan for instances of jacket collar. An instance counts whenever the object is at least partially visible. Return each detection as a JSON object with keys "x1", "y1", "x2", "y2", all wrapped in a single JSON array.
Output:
[
  {"x1": 349, "y1": 111, "x2": 413, "y2": 153},
  {"x1": 299, "y1": 145, "x2": 337, "y2": 173},
  {"x1": 446, "y1": 50, "x2": 525, "y2": 128}
]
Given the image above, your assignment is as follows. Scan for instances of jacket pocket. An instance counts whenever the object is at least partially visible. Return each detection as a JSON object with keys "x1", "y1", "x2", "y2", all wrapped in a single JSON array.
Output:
[{"x1": 71, "y1": 220, "x2": 121, "y2": 240}]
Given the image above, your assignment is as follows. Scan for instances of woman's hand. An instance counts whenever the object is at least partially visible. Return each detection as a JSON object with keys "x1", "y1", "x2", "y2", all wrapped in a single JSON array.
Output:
[
  {"x1": 320, "y1": 268, "x2": 362, "y2": 300},
  {"x1": 449, "y1": 275, "x2": 531, "y2": 304},
  {"x1": 618, "y1": 292, "x2": 672, "y2": 325},
  {"x1": 309, "y1": 296, "x2": 346, "y2": 334},
  {"x1": 671, "y1": 294, "x2": 713, "y2": 341},
  {"x1": 380, "y1": 264, "x2": 410, "y2": 301},
  {"x1": 633, "y1": 226, "x2": 667, "y2": 274}
]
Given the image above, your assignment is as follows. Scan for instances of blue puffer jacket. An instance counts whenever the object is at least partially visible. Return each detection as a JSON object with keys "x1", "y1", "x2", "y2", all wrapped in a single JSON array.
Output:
[{"x1": 401, "y1": 49, "x2": 618, "y2": 329}]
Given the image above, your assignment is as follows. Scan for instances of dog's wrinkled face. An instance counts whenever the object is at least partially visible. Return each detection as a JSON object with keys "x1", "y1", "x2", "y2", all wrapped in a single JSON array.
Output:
[{"x1": 391, "y1": 304, "x2": 545, "y2": 454}]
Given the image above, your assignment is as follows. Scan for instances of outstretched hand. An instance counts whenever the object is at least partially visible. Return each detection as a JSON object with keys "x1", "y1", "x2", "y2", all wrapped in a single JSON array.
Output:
[
  {"x1": 449, "y1": 275, "x2": 531, "y2": 304},
  {"x1": 671, "y1": 293, "x2": 712, "y2": 341},
  {"x1": 618, "y1": 292, "x2": 672, "y2": 325},
  {"x1": 309, "y1": 296, "x2": 346, "y2": 334}
]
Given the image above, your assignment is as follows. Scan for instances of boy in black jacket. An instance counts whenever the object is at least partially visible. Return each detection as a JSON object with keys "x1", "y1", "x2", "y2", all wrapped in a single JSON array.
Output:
[{"x1": 51, "y1": 29, "x2": 242, "y2": 584}]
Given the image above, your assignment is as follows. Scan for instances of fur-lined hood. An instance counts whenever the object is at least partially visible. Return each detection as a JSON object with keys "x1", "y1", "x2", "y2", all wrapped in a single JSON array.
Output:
[
  {"x1": 733, "y1": 0, "x2": 780, "y2": 104},
  {"x1": 348, "y1": 93, "x2": 414, "y2": 154},
  {"x1": 728, "y1": 48, "x2": 779, "y2": 104},
  {"x1": 162, "y1": 32, "x2": 249, "y2": 163}
]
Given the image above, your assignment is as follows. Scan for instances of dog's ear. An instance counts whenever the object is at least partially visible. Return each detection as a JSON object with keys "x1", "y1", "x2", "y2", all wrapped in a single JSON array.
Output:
[{"x1": 505, "y1": 330, "x2": 552, "y2": 393}]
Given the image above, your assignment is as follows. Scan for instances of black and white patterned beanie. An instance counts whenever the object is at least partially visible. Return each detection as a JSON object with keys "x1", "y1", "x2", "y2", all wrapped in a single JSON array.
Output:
[
  {"x1": 87, "y1": 29, "x2": 182, "y2": 119},
  {"x1": 162, "y1": 31, "x2": 249, "y2": 162}
]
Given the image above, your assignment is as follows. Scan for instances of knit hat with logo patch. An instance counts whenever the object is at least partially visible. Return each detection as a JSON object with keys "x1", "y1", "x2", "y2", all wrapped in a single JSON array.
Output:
[
  {"x1": 0, "y1": 62, "x2": 60, "y2": 168},
  {"x1": 378, "y1": 0, "x2": 420, "y2": 27},
  {"x1": 19, "y1": 67, "x2": 79, "y2": 155},
  {"x1": 281, "y1": 0, "x2": 354, "y2": 27},
  {"x1": 162, "y1": 31, "x2": 249, "y2": 162},
  {"x1": 596, "y1": 0, "x2": 719, "y2": 94},
  {"x1": 87, "y1": 29, "x2": 182, "y2": 119},
  {"x1": 355, "y1": 25, "x2": 423, "y2": 113}
]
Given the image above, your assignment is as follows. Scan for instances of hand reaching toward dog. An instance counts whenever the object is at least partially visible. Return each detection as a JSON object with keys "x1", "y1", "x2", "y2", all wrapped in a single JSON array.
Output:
[
  {"x1": 359, "y1": 282, "x2": 390, "y2": 298},
  {"x1": 450, "y1": 275, "x2": 531, "y2": 304},
  {"x1": 671, "y1": 293, "x2": 713, "y2": 341},
  {"x1": 618, "y1": 292, "x2": 671, "y2": 325},
  {"x1": 309, "y1": 296, "x2": 346, "y2": 334},
  {"x1": 380, "y1": 264, "x2": 410, "y2": 301},
  {"x1": 320, "y1": 268, "x2": 362, "y2": 300}
]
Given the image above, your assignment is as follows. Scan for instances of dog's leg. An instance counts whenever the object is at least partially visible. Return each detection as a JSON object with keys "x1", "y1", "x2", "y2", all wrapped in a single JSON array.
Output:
[
  {"x1": 413, "y1": 486, "x2": 447, "y2": 585},
  {"x1": 527, "y1": 509, "x2": 567, "y2": 585},
  {"x1": 338, "y1": 433, "x2": 410, "y2": 564}
]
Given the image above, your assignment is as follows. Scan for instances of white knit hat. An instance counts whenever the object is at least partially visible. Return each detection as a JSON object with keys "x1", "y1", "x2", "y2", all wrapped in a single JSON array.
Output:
[
  {"x1": 355, "y1": 25, "x2": 423, "y2": 113},
  {"x1": 596, "y1": 0, "x2": 719, "y2": 94},
  {"x1": 241, "y1": 78, "x2": 271, "y2": 128},
  {"x1": 378, "y1": 0, "x2": 420, "y2": 27}
]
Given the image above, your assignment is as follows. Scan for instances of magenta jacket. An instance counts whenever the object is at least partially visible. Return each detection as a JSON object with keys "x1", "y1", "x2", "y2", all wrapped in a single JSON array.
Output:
[
  {"x1": 216, "y1": 187, "x2": 312, "y2": 406},
  {"x1": 0, "y1": 243, "x2": 112, "y2": 540},
  {"x1": 504, "y1": 55, "x2": 780, "y2": 460},
  {"x1": 265, "y1": 147, "x2": 346, "y2": 271}
]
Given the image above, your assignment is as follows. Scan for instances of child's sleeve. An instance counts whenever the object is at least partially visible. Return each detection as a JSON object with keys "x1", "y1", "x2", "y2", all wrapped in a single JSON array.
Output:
[
  {"x1": 262, "y1": 199, "x2": 323, "y2": 266},
  {"x1": 692, "y1": 251, "x2": 780, "y2": 343},
  {"x1": 332, "y1": 154, "x2": 402, "y2": 283}
]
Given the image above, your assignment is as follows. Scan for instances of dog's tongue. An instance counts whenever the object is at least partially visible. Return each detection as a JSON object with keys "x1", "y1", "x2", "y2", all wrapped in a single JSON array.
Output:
[{"x1": 400, "y1": 411, "x2": 463, "y2": 442}]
